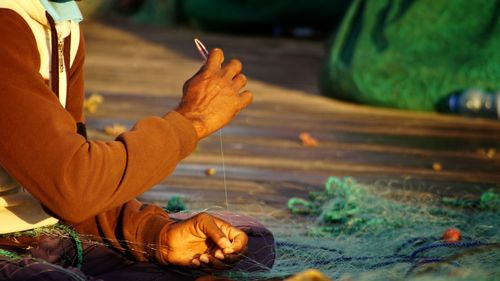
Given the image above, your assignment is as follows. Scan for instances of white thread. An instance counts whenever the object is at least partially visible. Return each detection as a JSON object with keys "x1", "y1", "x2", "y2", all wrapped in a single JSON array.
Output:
[{"x1": 219, "y1": 129, "x2": 229, "y2": 209}]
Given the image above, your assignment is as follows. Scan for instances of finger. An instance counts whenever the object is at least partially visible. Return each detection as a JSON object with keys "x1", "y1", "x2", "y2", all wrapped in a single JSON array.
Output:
[
  {"x1": 192, "y1": 258, "x2": 201, "y2": 267},
  {"x1": 200, "y1": 253, "x2": 210, "y2": 264},
  {"x1": 203, "y1": 48, "x2": 224, "y2": 71},
  {"x1": 232, "y1": 73, "x2": 247, "y2": 89},
  {"x1": 190, "y1": 252, "x2": 203, "y2": 268},
  {"x1": 223, "y1": 234, "x2": 246, "y2": 255},
  {"x1": 223, "y1": 252, "x2": 245, "y2": 264},
  {"x1": 214, "y1": 249, "x2": 225, "y2": 260},
  {"x1": 222, "y1": 59, "x2": 242, "y2": 79},
  {"x1": 196, "y1": 213, "x2": 232, "y2": 249},
  {"x1": 206, "y1": 255, "x2": 232, "y2": 270},
  {"x1": 227, "y1": 230, "x2": 248, "y2": 254},
  {"x1": 239, "y1": 90, "x2": 253, "y2": 110},
  {"x1": 193, "y1": 253, "x2": 212, "y2": 273},
  {"x1": 211, "y1": 218, "x2": 248, "y2": 254}
]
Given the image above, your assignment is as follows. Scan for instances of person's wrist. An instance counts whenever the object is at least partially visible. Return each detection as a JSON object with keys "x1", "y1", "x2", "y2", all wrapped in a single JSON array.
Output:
[
  {"x1": 174, "y1": 109, "x2": 206, "y2": 139},
  {"x1": 156, "y1": 223, "x2": 172, "y2": 264}
]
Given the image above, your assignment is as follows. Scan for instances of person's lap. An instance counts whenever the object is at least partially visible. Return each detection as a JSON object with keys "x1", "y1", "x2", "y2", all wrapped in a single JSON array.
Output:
[{"x1": 0, "y1": 212, "x2": 275, "y2": 281}]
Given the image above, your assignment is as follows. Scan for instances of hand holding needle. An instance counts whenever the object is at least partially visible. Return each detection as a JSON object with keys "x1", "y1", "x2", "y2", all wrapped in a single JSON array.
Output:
[
  {"x1": 178, "y1": 38, "x2": 252, "y2": 139},
  {"x1": 194, "y1": 38, "x2": 209, "y2": 61}
]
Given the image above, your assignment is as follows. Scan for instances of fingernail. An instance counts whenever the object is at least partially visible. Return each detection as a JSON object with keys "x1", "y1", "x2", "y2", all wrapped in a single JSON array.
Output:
[
  {"x1": 223, "y1": 248, "x2": 234, "y2": 254},
  {"x1": 215, "y1": 251, "x2": 225, "y2": 260},
  {"x1": 192, "y1": 259, "x2": 200, "y2": 266},
  {"x1": 200, "y1": 255, "x2": 210, "y2": 264}
]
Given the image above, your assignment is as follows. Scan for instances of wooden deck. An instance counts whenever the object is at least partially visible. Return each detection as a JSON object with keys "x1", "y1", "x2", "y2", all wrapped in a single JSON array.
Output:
[{"x1": 82, "y1": 19, "x2": 500, "y2": 229}]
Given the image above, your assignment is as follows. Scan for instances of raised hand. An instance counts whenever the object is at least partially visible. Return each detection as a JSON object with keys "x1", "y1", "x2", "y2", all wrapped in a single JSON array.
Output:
[{"x1": 176, "y1": 48, "x2": 253, "y2": 139}]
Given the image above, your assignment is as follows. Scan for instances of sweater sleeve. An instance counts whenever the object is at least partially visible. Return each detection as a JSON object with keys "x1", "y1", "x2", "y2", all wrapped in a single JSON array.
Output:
[
  {"x1": 73, "y1": 199, "x2": 174, "y2": 262},
  {"x1": 0, "y1": 10, "x2": 197, "y2": 262}
]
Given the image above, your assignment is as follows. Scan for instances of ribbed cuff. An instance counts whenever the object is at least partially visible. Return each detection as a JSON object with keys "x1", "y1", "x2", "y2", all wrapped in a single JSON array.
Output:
[
  {"x1": 162, "y1": 111, "x2": 198, "y2": 160},
  {"x1": 141, "y1": 214, "x2": 173, "y2": 263}
]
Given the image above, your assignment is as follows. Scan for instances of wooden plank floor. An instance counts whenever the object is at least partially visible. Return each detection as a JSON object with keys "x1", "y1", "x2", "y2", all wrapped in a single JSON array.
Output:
[{"x1": 82, "y1": 20, "x2": 500, "y2": 229}]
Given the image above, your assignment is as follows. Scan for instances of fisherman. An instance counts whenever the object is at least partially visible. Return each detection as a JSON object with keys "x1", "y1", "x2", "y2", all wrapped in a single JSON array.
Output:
[{"x1": 0, "y1": 1, "x2": 273, "y2": 280}]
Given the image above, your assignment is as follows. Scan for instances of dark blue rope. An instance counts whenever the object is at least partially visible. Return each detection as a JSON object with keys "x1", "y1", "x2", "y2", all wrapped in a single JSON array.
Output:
[
  {"x1": 276, "y1": 240, "x2": 345, "y2": 256},
  {"x1": 277, "y1": 236, "x2": 498, "y2": 276},
  {"x1": 394, "y1": 237, "x2": 435, "y2": 254},
  {"x1": 410, "y1": 241, "x2": 485, "y2": 258}
]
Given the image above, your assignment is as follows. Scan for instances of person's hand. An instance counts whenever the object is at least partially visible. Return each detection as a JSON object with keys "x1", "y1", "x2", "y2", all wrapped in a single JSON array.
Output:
[
  {"x1": 175, "y1": 48, "x2": 253, "y2": 139},
  {"x1": 160, "y1": 212, "x2": 248, "y2": 271}
]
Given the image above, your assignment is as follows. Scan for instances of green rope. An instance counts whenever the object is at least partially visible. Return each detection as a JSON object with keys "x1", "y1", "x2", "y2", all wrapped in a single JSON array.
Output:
[
  {"x1": 480, "y1": 191, "x2": 500, "y2": 211},
  {"x1": 164, "y1": 195, "x2": 187, "y2": 212},
  {"x1": 0, "y1": 224, "x2": 84, "y2": 269},
  {"x1": 441, "y1": 189, "x2": 500, "y2": 212},
  {"x1": 289, "y1": 176, "x2": 500, "y2": 237},
  {"x1": 288, "y1": 176, "x2": 377, "y2": 235},
  {"x1": 288, "y1": 176, "x2": 358, "y2": 216},
  {"x1": 287, "y1": 198, "x2": 315, "y2": 214},
  {"x1": 0, "y1": 248, "x2": 21, "y2": 260},
  {"x1": 56, "y1": 224, "x2": 83, "y2": 269}
]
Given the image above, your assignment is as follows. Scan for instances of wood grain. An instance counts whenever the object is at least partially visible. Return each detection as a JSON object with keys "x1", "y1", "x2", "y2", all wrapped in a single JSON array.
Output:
[{"x1": 82, "y1": 20, "x2": 500, "y2": 219}]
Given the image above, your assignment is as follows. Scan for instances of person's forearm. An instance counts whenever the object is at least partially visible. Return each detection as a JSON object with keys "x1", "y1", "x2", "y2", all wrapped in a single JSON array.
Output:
[
  {"x1": 0, "y1": 11, "x2": 197, "y2": 223},
  {"x1": 46, "y1": 112, "x2": 197, "y2": 222}
]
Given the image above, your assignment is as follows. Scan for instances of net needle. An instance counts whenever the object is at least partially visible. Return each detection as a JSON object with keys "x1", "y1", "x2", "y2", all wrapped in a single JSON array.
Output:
[{"x1": 194, "y1": 38, "x2": 209, "y2": 60}]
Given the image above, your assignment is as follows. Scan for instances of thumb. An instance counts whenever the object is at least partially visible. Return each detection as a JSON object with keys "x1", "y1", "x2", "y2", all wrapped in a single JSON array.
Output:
[
  {"x1": 203, "y1": 48, "x2": 224, "y2": 71},
  {"x1": 196, "y1": 213, "x2": 232, "y2": 249}
]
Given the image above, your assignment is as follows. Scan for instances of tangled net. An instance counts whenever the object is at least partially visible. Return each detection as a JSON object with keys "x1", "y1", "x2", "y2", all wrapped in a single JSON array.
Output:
[
  {"x1": 1, "y1": 177, "x2": 499, "y2": 281},
  {"x1": 246, "y1": 176, "x2": 500, "y2": 281}
]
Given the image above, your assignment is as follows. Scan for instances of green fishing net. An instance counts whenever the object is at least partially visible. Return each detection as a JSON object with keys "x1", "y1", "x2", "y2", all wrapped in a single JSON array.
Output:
[
  {"x1": 320, "y1": 0, "x2": 500, "y2": 111},
  {"x1": 244, "y1": 176, "x2": 500, "y2": 281},
  {"x1": 1, "y1": 177, "x2": 498, "y2": 281},
  {"x1": 164, "y1": 195, "x2": 188, "y2": 212}
]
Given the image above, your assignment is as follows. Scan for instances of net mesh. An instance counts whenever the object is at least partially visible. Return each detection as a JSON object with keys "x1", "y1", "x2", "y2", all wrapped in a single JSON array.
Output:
[
  {"x1": 1, "y1": 177, "x2": 499, "y2": 280},
  {"x1": 243, "y1": 176, "x2": 500, "y2": 281}
]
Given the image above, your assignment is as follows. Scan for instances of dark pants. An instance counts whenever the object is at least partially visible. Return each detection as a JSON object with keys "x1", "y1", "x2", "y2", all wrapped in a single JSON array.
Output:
[{"x1": 0, "y1": 212, "x2": 275, "y2": 281}]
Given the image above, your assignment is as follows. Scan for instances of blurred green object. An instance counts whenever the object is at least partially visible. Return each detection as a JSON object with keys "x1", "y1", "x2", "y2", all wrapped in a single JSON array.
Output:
[
  {"x1": 164, "y1": 195, "x2": 187, "y2": 212},
  {"x1": 133, "y1": 0, "x2": 178, "y2": 26},
  {"x1": 441, "y1": 190, "x2": 500, "y2": 211},
  {"x1": 282, "y1": 176, "x2": 500, "y2": 280},
  {"x1": 180, "y1": 0, "x2": 351, "y2": 33},
  {"x1": 77, "y1": 0, "x2": 114, "y2": 19},
  {"x1": 321, "y1": 0, "x2": 500, "y2": 111},
  {"x1": 480, "y1": 190, "x2": 500, "y2": 211}
]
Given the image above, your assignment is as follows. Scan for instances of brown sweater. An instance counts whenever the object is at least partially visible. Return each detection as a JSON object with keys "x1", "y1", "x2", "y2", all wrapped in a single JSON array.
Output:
[{"x1": 0, "y1": 9, "x2": 198, "y2": 262}]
